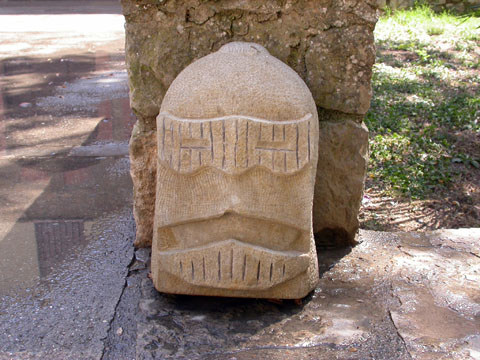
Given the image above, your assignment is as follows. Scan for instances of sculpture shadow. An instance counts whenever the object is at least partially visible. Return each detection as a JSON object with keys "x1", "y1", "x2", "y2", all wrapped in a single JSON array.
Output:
[
  {"x1": 316, "y1": 246, "x2": 353, "y2": 278},
  {"x1": 145, "y1": 286, "x2": 308, "y2": 351}
]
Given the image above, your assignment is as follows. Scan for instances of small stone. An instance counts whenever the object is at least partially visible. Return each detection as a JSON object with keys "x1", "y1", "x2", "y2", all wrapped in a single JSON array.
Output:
[
  {"x1": 116, "y1": 327, "x2": 123, "y2": 336},
  {"x1": 130, "y1": 260, "x2": 146, "y2": 271},
  {"x1": 135, "y1": 248, "x2": 150, "y2": 263}
]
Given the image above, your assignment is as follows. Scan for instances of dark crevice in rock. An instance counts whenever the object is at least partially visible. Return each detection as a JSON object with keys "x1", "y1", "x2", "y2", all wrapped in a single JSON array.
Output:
[
  {"x1": 315, "y1": 227, "x2": 356, "y2": 248},
  {"x1": 317, "y1": 107, "x2": 365, "y2": 123},
  {"x1": 388, "y1": 310, "x2": 413, "y2": 359},
  {"x1": 286, "y1": 42, "x2": 301, "y2": 74},
  {"x1": 316, "y1": 247, "x2": 353, "y2": 276}
]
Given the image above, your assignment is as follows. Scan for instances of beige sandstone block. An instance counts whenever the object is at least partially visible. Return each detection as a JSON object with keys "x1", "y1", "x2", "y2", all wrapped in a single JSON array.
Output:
[{"x1": 151, "y1": 43, "x2": 319, "y2": 298}]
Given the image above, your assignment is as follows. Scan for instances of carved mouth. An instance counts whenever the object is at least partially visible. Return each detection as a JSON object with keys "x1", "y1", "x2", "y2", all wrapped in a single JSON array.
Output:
[{"x1": 155, "y1": 239, "x2": 310, "y2": 290}]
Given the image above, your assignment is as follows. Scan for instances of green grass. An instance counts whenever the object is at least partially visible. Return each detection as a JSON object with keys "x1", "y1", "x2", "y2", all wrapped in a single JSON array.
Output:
[{"x1": 367, "y1": 4, "x2": 480, "y2": 199}]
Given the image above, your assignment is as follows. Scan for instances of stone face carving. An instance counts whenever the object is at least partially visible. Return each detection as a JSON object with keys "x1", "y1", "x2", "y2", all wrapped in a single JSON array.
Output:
[{"x1": 152, "y1": 43, "x2": 319, "y2": 298}]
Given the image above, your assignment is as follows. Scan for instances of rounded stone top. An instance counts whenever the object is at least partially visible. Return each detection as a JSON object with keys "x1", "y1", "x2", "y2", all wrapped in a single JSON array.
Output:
[{"x1": 159, "y1": 42, "x2": 317, "y2": 122}]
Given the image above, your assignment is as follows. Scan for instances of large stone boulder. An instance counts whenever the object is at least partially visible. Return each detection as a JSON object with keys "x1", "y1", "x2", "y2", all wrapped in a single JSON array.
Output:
[{"x1": 121, "y1": 0, "x2": 378, "y2": 247}]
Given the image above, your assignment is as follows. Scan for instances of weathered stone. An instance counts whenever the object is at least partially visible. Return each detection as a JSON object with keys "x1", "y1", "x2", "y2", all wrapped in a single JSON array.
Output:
[
  {"x1": 305, "y1": 25, "x2": 376, "y2": 115},
  {"x1": 152, "y1": 42, "x2": 319, "y2": 299},
  {"x1": 122, "y1": 0, "x2": 377, "y2": 119},
  {"x1": 121, "y1": 0, "x2": 378, "y2": 248},
  {"x1": 129, "y1": 123, "x2": 156, "y2": 247},
  {"x1": 313, "y1": 120, "x2": 369, "y2": 245}
]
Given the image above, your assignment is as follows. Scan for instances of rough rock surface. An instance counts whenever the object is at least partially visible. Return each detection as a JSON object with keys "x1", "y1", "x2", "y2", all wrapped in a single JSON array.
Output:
[
  {"x1": 314, "y1": 120, "x2": 369, "y2": 245},
  {"x1": 121, "y1": 0, "x2": 378, "y2": 247},
  {"x1": 130, "y1": 126, "x2": 157, "y2": 247}
]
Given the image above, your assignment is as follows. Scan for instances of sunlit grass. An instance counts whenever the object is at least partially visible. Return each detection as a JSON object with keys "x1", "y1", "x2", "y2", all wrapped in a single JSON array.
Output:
[{"x1": 367, "y1": 4, "x2": 480, "y2": 199}]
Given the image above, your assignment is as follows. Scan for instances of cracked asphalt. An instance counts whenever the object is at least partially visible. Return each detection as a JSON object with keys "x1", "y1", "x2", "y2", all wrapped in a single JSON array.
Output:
[{"x1": 0, "y1": 1, "x2": 479, "y2": 359}]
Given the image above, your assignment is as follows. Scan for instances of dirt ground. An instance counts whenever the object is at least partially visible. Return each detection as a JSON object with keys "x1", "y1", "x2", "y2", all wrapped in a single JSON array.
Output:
[
  {"x1": 360, "y1": 120, "x2": 480, "y2": 232},
  {"x1": 361, "y1": 123, "x2": 480, "y2": 232},
  {"x1": 360, "y1": 172, "x2": 480, "y2": 232}
]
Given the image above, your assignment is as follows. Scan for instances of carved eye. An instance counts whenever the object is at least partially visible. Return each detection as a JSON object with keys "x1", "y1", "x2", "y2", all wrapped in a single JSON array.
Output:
[
  {"x1": 157, "y1": 114, "x2": 313, "y2": 174},
  {"x1": 253, "y1": 121, "x2": 312, "y2": 172}
]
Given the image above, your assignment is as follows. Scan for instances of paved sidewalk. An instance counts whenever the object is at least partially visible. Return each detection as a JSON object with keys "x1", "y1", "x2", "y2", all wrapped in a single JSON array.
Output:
[
  {"x1": 0, "y1": 2, "x2": 479, "y2": 359},
  {"x1": 0, "y1": 2, "x2": 134, "y2": 359}
]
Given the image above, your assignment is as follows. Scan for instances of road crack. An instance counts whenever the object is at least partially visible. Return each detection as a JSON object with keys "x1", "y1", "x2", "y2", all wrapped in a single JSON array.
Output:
[
  {"x1": 100, "y1": 249, "x2": 135, "y2": 360},
  {"x1": 388, "y1": 310, "x2": 413, "y2": 359}
]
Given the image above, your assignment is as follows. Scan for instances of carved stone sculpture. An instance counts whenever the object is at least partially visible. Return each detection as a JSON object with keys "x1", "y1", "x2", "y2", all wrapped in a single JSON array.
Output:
[{"x1": 151, "y1": 42, "x2": 319, "y2": 298}]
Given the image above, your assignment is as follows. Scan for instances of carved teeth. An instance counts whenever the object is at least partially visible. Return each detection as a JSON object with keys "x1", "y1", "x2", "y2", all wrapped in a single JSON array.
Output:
[{"x1": 157, "y1": 239, "x2": 309, "y2": 290}]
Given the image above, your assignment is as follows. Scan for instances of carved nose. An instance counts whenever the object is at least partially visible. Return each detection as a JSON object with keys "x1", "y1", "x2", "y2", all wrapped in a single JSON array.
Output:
[{"x1": 155, "y1": 239, "x2": 310, "y2": 290}]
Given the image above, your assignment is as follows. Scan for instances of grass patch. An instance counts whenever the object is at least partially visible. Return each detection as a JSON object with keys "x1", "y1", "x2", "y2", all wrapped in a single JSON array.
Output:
[
  {"x1": 426, "y1": 25, "x2": 444, "y2": 36},
  {"x1": 368, "y1": 4, "x2": 480, "y2": 199}
]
